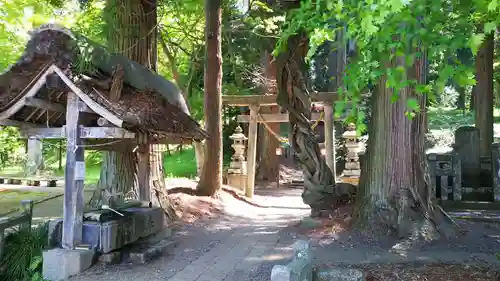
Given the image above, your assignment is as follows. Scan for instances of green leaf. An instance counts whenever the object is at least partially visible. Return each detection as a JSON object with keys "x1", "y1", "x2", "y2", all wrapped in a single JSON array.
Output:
[
  {"x1": 334, "y1": 101, "x2": 346, "y2": 117},
  {"x1": 361, "y1": 14, "x2": 378, "y2": 35},
  {"x1": 390, "y1": 93, "x2": 399, "y2": 103},
  {"x1": 485, "y1": 22, "x2": 496, "y2": 34},
  {"x1": 407, "y1": 98, "x2": 420, "y2": 112},
  {"x1": 405, "y1": 111, "x2": 416, "y2": 120},
  {"x1": 469, "y1": 33, "x2": 485, "y2": 54},
  {"x1": 405, "y1": 54, "x2": 416, "y2": 67},
  {"x1": 488, "y1": 0, "x2": 498, "y2": 11}
]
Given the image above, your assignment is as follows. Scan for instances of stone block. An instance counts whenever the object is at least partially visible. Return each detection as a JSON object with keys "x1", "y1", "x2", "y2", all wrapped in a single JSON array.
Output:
[
  {"x1": 98, "y1": 251, "x2": 121, "y2": 265},
  {"x1": 316, "y1": 268, "x2": 364, "y2": 281},
  {"x1": 43, "y1": 248, "x2": 95, "y2": 280},
  {"x1": 271, "y1": 265, "x2": 291, "y2": 281},
  {"x1": 49, "y1": 207, "x2": 165, "y2": 254},
  {"x1": 227, "y1": 173, "x2": 247, "y2": 193},
  {"x1": 127, "y1": 239, "x2": 178, "y2": 264},
  {"x1": 343, "y1": 169, "x2": 360, "y2": 176},
  {"x1": 345, "y1": 162, "x2": 360, "y2": 170},
  {"x1": 270, "y1": 240, "x2": 312, "y2": 281}
]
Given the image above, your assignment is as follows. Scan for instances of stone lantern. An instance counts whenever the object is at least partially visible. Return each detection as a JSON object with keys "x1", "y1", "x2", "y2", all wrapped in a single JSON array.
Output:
[
  {"x1": 227, "y1": 126, "x2": 248, "y2": 192},
  {"x1": 342, "y1": 123, "x2": 361, "y2": 177}
]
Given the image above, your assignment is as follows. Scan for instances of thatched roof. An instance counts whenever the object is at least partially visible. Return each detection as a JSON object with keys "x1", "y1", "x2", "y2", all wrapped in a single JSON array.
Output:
[{"x1": 0, "y1": 24, "x2": 208, "y2": 142}]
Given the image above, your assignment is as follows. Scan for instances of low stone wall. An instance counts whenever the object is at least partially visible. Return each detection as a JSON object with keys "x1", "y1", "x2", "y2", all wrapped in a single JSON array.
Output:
[{"x1": 270, "y1": 240, "x2": 364, "y2": 281}]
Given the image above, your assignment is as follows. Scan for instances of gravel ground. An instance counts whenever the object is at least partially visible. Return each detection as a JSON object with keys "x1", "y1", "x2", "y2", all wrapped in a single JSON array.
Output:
[{"x1": 71, "y1": 164, "x2": 500, "y2": 281}]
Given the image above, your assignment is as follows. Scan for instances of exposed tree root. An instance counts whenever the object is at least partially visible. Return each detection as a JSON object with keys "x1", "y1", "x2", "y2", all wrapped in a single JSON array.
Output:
[{"x1": 275, "y1": 33, "x2": 356, "y2": 216}]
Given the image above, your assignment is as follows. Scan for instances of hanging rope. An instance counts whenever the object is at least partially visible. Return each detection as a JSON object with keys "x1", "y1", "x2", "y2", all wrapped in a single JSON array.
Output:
[
  {"x1": 311, "y1": 111, "x2": 324, "y2": 130},
  {"x1": 258, "y1": 113, "x2": 288, "y2": 143},
  {"x1": 257, "y1": 111, "x2": 325, "y2": 144}
]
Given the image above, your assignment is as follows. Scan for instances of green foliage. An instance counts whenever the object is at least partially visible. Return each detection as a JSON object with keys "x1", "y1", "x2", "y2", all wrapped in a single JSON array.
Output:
[
  {"x1": 163, "y1": 147, "x2": 197, "y2": 178},
  {"x1": 0, "y1": 126, "x2": 22, "y2": 169},
  {"x1": 274, "y1": 0, "x2": 500, "y2": 125},
  {"x1": 0, "y1": 222, "x2": 49, "y2": 281}
]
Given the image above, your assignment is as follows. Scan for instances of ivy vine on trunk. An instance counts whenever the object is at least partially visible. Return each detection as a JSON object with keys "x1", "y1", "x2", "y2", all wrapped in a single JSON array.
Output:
[{"x1": 275, "y1": 32, "x2": 352, "y2": 215}]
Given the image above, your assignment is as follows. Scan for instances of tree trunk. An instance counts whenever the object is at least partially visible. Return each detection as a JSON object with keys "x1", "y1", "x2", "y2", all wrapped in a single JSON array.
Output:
[
  {"x1": 196, "y1": 0, "x2": 223, "y2": 196},
  {"x1": 257, "y1": 106, "x2": 280, "y2": 181},
  {"x1": 257, "y1": 53, "x2": 280, "y2": 182},
  {"x1": 353, "y1": 47, "x2": 451, "y2": 237},
  {"x1": 456, "y1": 86, "x2": 466, "y2": 111},
  {"x1": 474, "y1": 31, "x2": 494, "y2": 157},
  {"x1": 275, "y1": 33, "x2": 350, "y2": 215},
  {"x1": 91, "y1": 0, "x2": 176, "y2": 219}
]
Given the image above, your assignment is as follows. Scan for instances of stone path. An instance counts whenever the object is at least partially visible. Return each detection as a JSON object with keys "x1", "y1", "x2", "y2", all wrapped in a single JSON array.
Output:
[{"x1": 70, "y1": 188, "x2": 310, "y2": 281}]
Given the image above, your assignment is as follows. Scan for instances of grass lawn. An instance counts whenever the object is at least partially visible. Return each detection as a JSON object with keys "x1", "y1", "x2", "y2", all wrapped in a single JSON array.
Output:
[
  {"x1": 1, "y1": 147, "x2": 198, "y2": 185},
  {"x1": 0, "y1": 191, "x2": 61, "y2": 215},
  {"x1": 83, "y1": 147, "x2": 198, "y2": 181}
]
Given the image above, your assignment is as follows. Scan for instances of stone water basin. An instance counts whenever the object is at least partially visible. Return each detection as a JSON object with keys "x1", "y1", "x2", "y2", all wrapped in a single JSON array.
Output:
[{"x1": 49, "y1": 206, "x2": 164, "y2": 253}]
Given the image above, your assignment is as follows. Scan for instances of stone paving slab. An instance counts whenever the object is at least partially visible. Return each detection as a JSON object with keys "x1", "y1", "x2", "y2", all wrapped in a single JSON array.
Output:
[{"x1": 69, "y1": 188, "x2": 310, "y2": 281}]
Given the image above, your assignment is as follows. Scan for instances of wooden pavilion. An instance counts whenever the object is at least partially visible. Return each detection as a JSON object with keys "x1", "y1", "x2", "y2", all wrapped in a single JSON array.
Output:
[{"x1": 0, "y1": 24, "x2": 208, "y2": 250}]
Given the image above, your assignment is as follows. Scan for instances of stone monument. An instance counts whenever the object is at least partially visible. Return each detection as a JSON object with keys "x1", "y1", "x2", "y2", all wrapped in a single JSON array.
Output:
[
  {"x1": 227, "y1": 126, "x2": 248, "y2": 193},
  {"x1": 342, "y1": 123, "x2": 361, "y2": 178}
]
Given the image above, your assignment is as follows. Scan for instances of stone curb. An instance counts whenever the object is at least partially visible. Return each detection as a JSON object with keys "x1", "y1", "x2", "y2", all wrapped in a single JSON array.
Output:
[{"x1": 270, "y1": 240, "x2": 365, "y2": 281}]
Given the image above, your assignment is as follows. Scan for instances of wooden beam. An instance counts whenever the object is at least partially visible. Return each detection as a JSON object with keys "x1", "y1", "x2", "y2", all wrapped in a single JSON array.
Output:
[
  {"x1": 62, "y1": 92, "x2": 85, "y2": 250},
  {"x1": 222, "y1": 92, "x2": 336, "y2": 106},
  {"x1": 20, "y1": 127, "x2": 63, "y2": 139},
  {"x1": 33, "y1": 109, "x2": 47, "y2": 122},
  {"x1": 19, "y1": 126, "x2": 135, "y2": 139},
  {"x1": 223, "y1": 95, "x2": 276, "y2": 106},
  {"x1": 24, "y1": 108, "x2": 39, "y2": 122},
  {"x1": 79, "y1": 126, "x2": 135, "y2": 139},
  {"x1": 323, "y1": 103, "x2": 336, "y2": 179},
  {"x1": 136, "y1": 133, "x2": 150, "y2": 201},
  {"x1": 237, "y1": 113, "x2": 324, "y2": 123},
  {"x1": 52, "y1": 66, "x2": 124, "y2": 127},
  {"x1": 0, "y1": 65, "x2": 54, "y2": 121},
  {"x1": 24, "y1": 97, "x2": 93, "y2": 114},
  {"x1": 246, "y1": 104, "x2": 259, "y2": 198}
]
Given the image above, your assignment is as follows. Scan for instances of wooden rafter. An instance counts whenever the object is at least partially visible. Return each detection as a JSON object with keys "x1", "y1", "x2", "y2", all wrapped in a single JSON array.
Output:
[
  {"x1": 52, "y1": 66, "x2": 124, "y2": 127},
  {"x1": 0, "y1": 65, "x2": 55, "y2": 121}
]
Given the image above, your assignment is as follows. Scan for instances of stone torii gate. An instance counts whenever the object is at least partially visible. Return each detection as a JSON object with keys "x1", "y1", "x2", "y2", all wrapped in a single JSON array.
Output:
[{"x1": 222, "y1": 93, "x2": 337, "y2": 198}]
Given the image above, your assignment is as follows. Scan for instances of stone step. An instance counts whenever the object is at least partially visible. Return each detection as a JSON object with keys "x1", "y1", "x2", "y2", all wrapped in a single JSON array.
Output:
[
  {"x1": 447, "y1": 210, "x2": 500, "y2": 223},
  {"x1": 441, "y1": 201, "x2": 500, "y2": 211},
  {"x1": 126, "y1": 239, "x2": 178, "y2": 264},
  {"x1": 99, "y1": 238, "x2": 178, "y2": 265}
]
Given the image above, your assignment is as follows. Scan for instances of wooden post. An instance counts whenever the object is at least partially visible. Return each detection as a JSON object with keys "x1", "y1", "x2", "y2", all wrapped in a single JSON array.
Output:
[
  {"x1": 62, "y1": 92, "x2": 85, "y2": 250},
  {"x1": 26, "y1": 138, "x2": 43, "y2": 176},
  {"x1": 58, "y1": 139, "x2": 63, "y2": 170},
  {"x1": 287, "y1": 124, "x2": 294, "y2": 158},
  {"x1": 137, "y1": 133, "x2": 151, "y2": 201},
  {"x1": 323, "y1": 103, "x2": 335, "y2": 180},
  {"x1": 246, "y1": 104, "x2": 259, "y2": 198}
]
